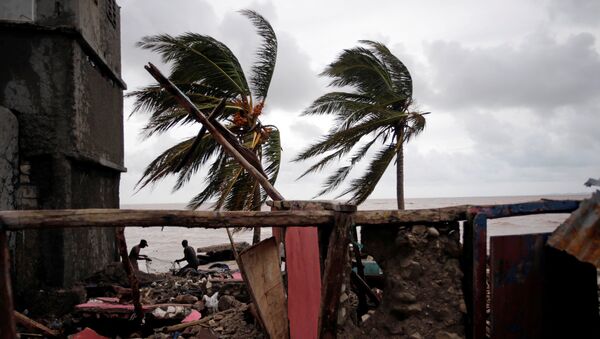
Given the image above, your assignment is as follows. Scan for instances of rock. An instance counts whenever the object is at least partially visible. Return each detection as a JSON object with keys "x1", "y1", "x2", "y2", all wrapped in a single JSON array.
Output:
[
  {"x1": 412, "y1": 225, "x2": 427, "y2": 235},
  {"x1": 175, "y1": 294, "x2": 199, "y2": 304},
  {"x1": 435, "y1": 331, "x2": 462, "y2": 339},
  {"x1": 392, "y1": 303, "x2": 423, "y2": 319},
  {"x1": 410, "y1": 333, "x2": 423, "y2": 339},
  {"x1": 427, "y1": 227, "x2": 440, "y2": 237},
  {"x1": 218, "y1": 295, "x2": 243, "y2": 311},
  {"x1": 386, "y1": 322, "x2": 404, "y2": 335},
  {"x1": 339, "y1": 292, "x2": 349, "y2": 303},
  {"x1": 459, "y1": 301, "x2": 467, "y2": 314},
  {"x1": 394, "y1": 291, "x2": 417, "y2": 303},
  {"x1": 361, "y1": 313, "x2": 370, "y2": 322}
]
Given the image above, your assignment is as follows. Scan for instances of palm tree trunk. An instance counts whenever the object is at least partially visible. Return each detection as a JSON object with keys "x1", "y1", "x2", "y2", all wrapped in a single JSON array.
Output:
[{"x1": 396, "y1": 127, "x2": 405, "y2": 210}]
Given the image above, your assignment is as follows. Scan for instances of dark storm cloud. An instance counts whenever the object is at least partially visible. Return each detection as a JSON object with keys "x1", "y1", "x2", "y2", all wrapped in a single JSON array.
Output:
[{"x1": 423, "y1": 32, "x2": 600, "y2": 111}]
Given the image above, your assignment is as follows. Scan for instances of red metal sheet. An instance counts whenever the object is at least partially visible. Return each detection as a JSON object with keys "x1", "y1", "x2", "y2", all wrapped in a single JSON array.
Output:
[{"x1": 285, "y1": 226, "x2": 321, "y2": 339}]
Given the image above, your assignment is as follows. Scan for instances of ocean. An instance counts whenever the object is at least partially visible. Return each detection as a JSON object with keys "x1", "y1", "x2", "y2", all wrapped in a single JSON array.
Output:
[{"x1": 123, "y1": 193, "x2": 588, "y2": 272}]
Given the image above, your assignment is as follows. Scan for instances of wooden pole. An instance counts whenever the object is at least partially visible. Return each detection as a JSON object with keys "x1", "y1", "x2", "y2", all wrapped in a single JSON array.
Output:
[
  {"x1": 0, "y1": 230, "x2": 16, "y2": 339},
  {"x1": 319, "y1": 210, "x2": 354, "y2": 339},
  {"x1": 13, "y1": 311, "x2": 59, "y2": 337},
  {"x1": 115, "y1": 227, "x2": 143, "y2": 319},
  {"x1": 0, "y1": 207, "x2": 468, "y2": 230},
  {"x1": 143, "y1": 63, "x2": 284, "y2": 201}
]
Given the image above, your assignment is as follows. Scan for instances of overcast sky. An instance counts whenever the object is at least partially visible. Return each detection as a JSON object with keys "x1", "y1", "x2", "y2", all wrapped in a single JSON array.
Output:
[{"x1": 117, "y1": 0, "x2": 600, "y2": 205}]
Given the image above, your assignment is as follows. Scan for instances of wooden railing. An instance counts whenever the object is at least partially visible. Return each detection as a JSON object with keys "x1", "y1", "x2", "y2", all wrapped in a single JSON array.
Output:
[{"x1": 0, "y1": 199, "x2": 581, "y2": 339}]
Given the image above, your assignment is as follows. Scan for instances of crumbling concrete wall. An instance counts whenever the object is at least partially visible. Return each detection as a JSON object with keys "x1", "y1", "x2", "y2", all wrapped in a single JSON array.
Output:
[
  {"x1": 0, "y1": 0, "x2": 125, "y2": 301},
  {"x1": 0, "y1": 106, "x2": 18, "y2": 211},
  {"x1": 359, "y1": 224, "x2": 466, "y2": 338}
]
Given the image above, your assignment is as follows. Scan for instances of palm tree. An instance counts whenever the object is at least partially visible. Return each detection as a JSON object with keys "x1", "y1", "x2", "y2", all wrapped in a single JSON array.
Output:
[
  {"x1": 129, "y1": 10, "x2": 280, "y2": 242},
  {"x1": 294, "y1": 40, "x2": 426, "y2": 210}
]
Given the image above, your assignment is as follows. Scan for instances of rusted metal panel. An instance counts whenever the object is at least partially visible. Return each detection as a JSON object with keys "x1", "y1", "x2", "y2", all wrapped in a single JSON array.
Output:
[
  {"x1": 490, "y1": 233, "x2": 548, "y2": 339},
  {"x1": 239, "y1": 237, "x2": 289, "y2": 339},
  {"x1": 472, "y1": 213, "x2": 487, "y2": 339},
  {"x1": 548, "y1": 191, "x2": 600, "y2": 268},
  {"x1": 468, "y1": 200, "x2": 580, "y2": 219},
  {"x1": 490, "y1": 232, "x2": 600, "y2": 339}
]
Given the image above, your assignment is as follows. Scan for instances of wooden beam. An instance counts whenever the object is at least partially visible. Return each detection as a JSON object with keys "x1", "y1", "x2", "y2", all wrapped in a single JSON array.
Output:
[
  {"x1": 13, "y1": 311, "x2": 59, "y2": 337},
  {"x1": 0, "y1": 207, "x2": 467, "y2": 230},
  {"x1": 0, "y1": 230, "x2": 16, "y2": 339},
  {"x1": 319, "y1": 210, "x2": 354, "y2": 339},
  {"x1": 115, "y1": 227, "x2": 143, "y2": 319}
]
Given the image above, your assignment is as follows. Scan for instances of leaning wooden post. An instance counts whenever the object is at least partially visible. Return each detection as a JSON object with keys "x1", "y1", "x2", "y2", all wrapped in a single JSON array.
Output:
[
  {"x1": 143, "y1": 63, "x2": 284, "y2": 201},
  {"x1": 0, "y1": 228, "x2": 16, "y2": 339},
  {"x1": 115, "y1": 227, "x2": 143, "y2": 319},
  {"x1": 319, "y1": 205, "x2": 356, "y2": 339}
]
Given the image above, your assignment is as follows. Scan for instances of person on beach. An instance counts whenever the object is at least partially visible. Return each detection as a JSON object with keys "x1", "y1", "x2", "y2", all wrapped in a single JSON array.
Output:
[
  {"x1": 128, "y1": 239, "x2": 151, "y2": 271},
  {"x1": 176, "y1": 239, "x2": 200, "y2": 273}
]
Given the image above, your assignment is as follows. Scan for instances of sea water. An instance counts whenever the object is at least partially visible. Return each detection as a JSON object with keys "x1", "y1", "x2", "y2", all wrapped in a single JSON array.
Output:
[{"x1": 123, "y1": 193, "x2": 588, "y2": 272}]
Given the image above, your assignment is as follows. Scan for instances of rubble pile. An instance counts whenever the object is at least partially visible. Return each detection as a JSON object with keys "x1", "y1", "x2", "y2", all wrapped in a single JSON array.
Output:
[
  {"x1": 14, "y1": 263, "x2": 265, "y2": 338},
  {"x1": 359, "y1": 224, "x2": 466, "y2": 338}
]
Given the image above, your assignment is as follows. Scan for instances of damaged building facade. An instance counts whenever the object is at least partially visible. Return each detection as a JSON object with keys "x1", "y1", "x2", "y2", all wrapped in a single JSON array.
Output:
[{"x1": 0, "y1": 0, "x2": 125, "y2": 302}]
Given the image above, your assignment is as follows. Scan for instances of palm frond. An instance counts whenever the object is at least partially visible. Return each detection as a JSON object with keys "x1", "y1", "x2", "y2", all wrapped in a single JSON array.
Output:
[
  {"x1": 137, "y1": 33, "x2": 250, "y2": 97},
  {"x1": 360, "y1": 40, "x2": 413, "y2": 100},
  {"x1": 262, "y1": 128, "x2": 281, "y2": 184},
  {"x1": 342, "y1": 144, "x2": 397, "y2": 204},
  {"x1": 136, "y1": 135, "x2": 221, "y2": 191},
  {"x1": 240, "y1": 9, "x2": 278, "y2": 101}
]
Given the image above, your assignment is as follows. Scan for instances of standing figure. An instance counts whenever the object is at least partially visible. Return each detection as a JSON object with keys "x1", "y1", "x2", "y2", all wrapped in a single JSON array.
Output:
[{"x1": 128, "y1": 239, "x2": 151, "y2": 271}]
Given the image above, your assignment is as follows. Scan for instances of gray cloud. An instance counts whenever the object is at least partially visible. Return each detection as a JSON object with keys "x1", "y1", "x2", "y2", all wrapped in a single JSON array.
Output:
[
  {"x1": 547, "y1": 0, "x2": 600, "y2": 27},
  {"x1": 423, "y1": 32, "x2": 600, "y2": 111}
]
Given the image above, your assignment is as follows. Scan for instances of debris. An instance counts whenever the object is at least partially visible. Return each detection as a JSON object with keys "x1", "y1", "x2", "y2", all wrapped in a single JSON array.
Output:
[
  {"x1": 68, "y1": 327, "x2": 109, "y2": 339},
  {"x1": 14, "y1": 311, "x2": 60, "y2": 337}
]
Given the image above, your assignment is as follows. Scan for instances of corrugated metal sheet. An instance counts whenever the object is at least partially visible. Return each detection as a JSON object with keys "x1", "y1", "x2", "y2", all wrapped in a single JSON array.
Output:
[{"x1": 548, "y1": 191, "x2": 600, "y2": 268}]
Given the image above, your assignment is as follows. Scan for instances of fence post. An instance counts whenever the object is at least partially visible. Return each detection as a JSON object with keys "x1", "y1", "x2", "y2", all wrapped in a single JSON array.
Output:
[{"x1": 0, "y1": 106, "x2": 18, "y2": 339}]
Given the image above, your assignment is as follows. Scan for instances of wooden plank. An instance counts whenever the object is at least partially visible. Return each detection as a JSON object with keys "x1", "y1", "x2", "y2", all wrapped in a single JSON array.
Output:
[
  {"x1": 319, "y1": 211, "x2": 353, "y2": 339},
  {"x1": 13, "y1": 311, "x2": 59, "y2": 337},
  {"x1": 239, "y1": 237, "x2": 288, "y2": 339},
  {"x1": 0, "y1": 230, "x2": 16, "y2": 339},
  {"x1": 286, "y1": 226, "x2": 321, "y2": 339},
  {"x1": 472, "y1": 213, "x2": 487, "y2": 339},
  {"x1": 115, "y1": 227, "x2": 142, "y2": 319},
  {"x1": 0, "y1": 207, "x2": 466, "y2": 231},
  {"x1": 490, "y1": 233, "x2": 547, "y2": 339}
]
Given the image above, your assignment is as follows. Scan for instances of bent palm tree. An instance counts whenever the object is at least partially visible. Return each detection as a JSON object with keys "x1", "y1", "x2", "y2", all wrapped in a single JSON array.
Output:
[
  {"x1": 130, "y1": 10, "x2": 280, "y2": 241},
  {"x1": 294, "y1": 41, "x2": 426, "y2": 209}
]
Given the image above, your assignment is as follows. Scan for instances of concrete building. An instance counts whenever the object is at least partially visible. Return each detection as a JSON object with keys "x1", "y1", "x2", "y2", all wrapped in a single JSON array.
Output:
[{"x1": 0, "y1": 0, "x2": 126, "y2": 301}]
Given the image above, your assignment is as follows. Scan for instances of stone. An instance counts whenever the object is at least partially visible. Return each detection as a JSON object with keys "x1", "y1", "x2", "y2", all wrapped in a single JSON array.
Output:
[
  {"x1": 459, "y1": 301, "x2": 467, "y2": 314},
  {"x1": 339, "y1": 292, "x2": 349, "y2": 303},
  {"x1": 218, "y1": 295, "x2": 243, "y2": 311},
  {"x1": 410, "y1": 333, "x2": 423, "y2": 339},
  {"x1": 394, "y1": 291, "x2": 417, "y2": 303},
  {"x1": 361, "y1": 313, "x2": 370, "y2": 322},
  {"x1": 392, "y1": 303, "x2": 423, "y2": 319},
  {"x1": 412, "y1": 225, "x2": 427, "y2": 235},
  {"x1": 386, "y1": 322, "x2": 404, "y2": 335},
  {"x1": 435, "y1": 331, "x2": 462, "y2": 339},
  {"x1": 427, "y1": 227, "x2": 440, "y2": 237},
  {"x1": 175, "y1": 294, "x2": 198, "y2": 304}
]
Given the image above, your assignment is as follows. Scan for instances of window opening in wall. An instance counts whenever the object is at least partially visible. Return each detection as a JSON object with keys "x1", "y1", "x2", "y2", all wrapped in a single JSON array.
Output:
[{"x1": 106, "y1": 0, "x2": 117, "y2": 28}]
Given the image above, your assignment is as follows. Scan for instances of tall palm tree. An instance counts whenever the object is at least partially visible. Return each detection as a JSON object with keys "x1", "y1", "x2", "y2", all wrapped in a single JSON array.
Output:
[
  {"x1": 294, "y1": 41, "x2": 426, "y2": 210},
  {"x1": 130, "y1": 10, "x2": 280, "y2": 242}
]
